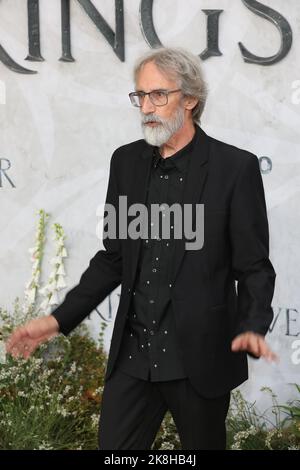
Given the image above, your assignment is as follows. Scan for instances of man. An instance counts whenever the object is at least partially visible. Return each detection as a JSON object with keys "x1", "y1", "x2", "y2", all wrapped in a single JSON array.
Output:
[{"x1": 6, "y1": 47, "x2": 277, "y2": 450}]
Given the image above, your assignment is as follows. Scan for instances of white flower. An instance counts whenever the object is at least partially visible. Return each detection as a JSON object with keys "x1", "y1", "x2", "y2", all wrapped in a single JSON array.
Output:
[
  {"x1": 160, "y1": 442, "x2": 175, "y2": 450},
  {"x1": 64, "y1": 385, "x2": 71, "y2": 394},
  {"x1": 0, "y1": 341, "x2": 6, "y2": 364},
  {"x1": 265, "y1": 429, "x2": 283, "y2": 450},
  {"x1": 26, "y1": 288, "x2": 36, "y2": 303},
  {"x1": 49, "y1": 291, "x2": 59, "y2": 306},
  {"x1": 39, "y1": 285, "x2": 51, "y2": 296},
  {"x1": 37, "y1": 441, "x2": 53, "y2": 450},
  {"x1": 37, "y1": 218, "x2": 68, "y2": 313},
  {"x1": 56, "y1": 276, "x2": 67, "y2": 289},
  {"x1": 32, "y1": 260, "x2": 39, "y2": 270},
  {"x1": 39, "y1": 299, "x2": 50, "y2": 311},
  {"x1": 50, "y1": 256, "x2": 62, "y2": 265},
  {"x1": 48, "y1": 272, "x2": 56, "y2": 282},
  {"x1": 231, "y1": 426, "x2": 257, "y2": 450},
  {"x1": 57, "y1": 264, "x2": 66, "y2": 276},
  {"x1": 91, "y1": 414, "x2": 99, "y2": 428}
]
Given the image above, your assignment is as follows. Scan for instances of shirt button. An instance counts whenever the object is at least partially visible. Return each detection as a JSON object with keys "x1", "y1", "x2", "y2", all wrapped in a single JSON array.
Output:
[
  {"x1": 146, "y1": 280, "x2": 150, "y2": 284},
  {"x1": 164, "y1": 330, "x2": 168, "y2": 334},
  {"x1": 164, "y1": 175, "x2": 168, "y2": 179},
  {"x1": 152, "y1": 268, "x2": 157, "y2": 273},
  {"x1": 166, "y1": 242, "x2": 169, "y2": 246},
  {"x1": 154, "y1": 363, "x2": 158, "y2": 367},
  {"x1": 152, "y1": 320, "x2": 156, "y2": 324},
  {"x1": 155, "y1": 257, "x2": 159, "y2": 261},
  {"x1": 179, "y1": 177, "x2": 183, "y2": 181},
  {"x1": 129, "y1": 355, "x2": 132, "y2": 359},
  {"x1": 141, "y1": 344, "x2": 144, "y2": 348},
  {"x1": 143, "y1": 328, "x2": 147, "y2": 332},
  {"x1": 127, "y1": 288, "x2": 131, "y2": 292},
  {"x1": 146, "y1": 240, "x2": 149, "y2": 243},
  {"x1": 130, "y1": 333, "x2": 133, "y2": 337},
  {"x1": 133, "y1": 291, "x2": 136, "y2": 295},
  {"x1": 160, "y1": 175, "x2": 163, "y2": 178},
  {"x1": 169, "y1": 283, "x2": 172, "y2": 288},
  {"x1": 148, "y1": 342, "x2": 151, "y2": 346},
  {"x1": 149, "y1": 299, "x2": 155, "y2": 304},
  {"x1": 162, "y1": 348, "x2": 166, "y2": 352},
  {"x1": 133, "y1": 314, "x2": 137, "y2": 318}
]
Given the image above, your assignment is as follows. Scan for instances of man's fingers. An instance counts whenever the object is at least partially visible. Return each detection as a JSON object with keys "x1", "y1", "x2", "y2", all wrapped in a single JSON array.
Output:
[
  {"x1": 231, "y1": 333, "x2": 279, "y2": 363},
  {"x1": 232, "y1": 334, "x2": 248, "y2": 351},
  {"x1": 9, "y1": 339, "x2": 38, "y2": 360},
  {"x1": 7, "y1": 334, "x2": 37, "y2": 358},
  {"x1": 232, "y1": 333, "x2": 251, "y2": 351},
  {"x1": 231, "y1": 335, "x2": 243, "y2": 351},
  {"x1": 257, "y1": 336, "x2": 269, "y2": 357},
  {"x1": 248, "y1": 334, "x2": 260, "y2": 356},
  {"x1": 257, "y1": 337, "x2": 279, "y2": 362},
  {"x1": 6, "y1": 326, "x2": 29, "y2": 353}
]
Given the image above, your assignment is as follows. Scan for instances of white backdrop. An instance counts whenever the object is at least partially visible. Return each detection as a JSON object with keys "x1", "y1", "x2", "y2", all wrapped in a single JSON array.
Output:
[{"x1": 0, "y1": 0, "x2": 299, "y2": 415}]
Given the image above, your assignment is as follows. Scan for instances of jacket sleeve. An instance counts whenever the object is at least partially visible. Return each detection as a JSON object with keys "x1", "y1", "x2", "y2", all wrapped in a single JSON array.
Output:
[
  {"x1": 229, "y1": 153, "x2": 276, "y2": 337},
  {"x1": 51, "y1": 149, "x2": 122, "y2": 335}
]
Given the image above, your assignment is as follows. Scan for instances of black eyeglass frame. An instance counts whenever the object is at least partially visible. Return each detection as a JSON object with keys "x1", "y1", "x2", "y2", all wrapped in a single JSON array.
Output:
[{"x1": 129, "y1": 88, "x2": 182, "y2": 107}]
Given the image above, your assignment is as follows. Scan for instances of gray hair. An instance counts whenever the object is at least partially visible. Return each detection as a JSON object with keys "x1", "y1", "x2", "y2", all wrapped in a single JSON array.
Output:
[{"x1": 133, "y1": 47, "x2": 208, "y2": 124}]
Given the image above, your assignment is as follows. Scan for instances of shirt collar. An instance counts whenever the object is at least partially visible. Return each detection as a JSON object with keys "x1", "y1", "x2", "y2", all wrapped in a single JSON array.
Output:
[{"x1": 152, "y1": 125, "x2": 199, "y2": 172}]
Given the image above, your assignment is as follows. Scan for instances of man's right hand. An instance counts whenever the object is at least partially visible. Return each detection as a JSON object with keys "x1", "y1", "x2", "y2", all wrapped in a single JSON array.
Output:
[{"x1": 5, "y1": 315, "x2": 60, "y2": 359}]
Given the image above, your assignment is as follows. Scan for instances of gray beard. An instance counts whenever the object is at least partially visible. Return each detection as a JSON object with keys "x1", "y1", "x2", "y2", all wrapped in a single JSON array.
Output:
[{"x1": 141, "y1": 107, "x2": 185, "y2": 147}]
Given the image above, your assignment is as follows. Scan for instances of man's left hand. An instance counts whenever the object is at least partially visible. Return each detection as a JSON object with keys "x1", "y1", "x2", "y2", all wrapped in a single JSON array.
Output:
[{"x1": 231, "y1": 332, "x2": 279, "y2": 362}]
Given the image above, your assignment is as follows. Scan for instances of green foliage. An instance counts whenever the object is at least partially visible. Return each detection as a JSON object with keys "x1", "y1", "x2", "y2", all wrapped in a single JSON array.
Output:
[
  {"x1": 226, "y1": 388, "x2": 300, "y2": 450},
  {"x1": 0, "y1": 317, "x2": 106, "y2": 450}
]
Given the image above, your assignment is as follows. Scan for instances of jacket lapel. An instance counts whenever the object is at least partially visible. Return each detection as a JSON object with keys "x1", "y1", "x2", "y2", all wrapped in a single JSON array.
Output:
[
  {"x1": 128, "y1": 144, "x2": 154, "y2": 283},
  {"x1": 170, "y1": 125, "x2": 210, "y2": 284}
]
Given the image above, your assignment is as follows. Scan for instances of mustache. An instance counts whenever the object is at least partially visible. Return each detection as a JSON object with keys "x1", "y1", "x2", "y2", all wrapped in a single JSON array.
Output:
[{"x1": 141, "y1": 114, "x2": 164, "y2": 125}]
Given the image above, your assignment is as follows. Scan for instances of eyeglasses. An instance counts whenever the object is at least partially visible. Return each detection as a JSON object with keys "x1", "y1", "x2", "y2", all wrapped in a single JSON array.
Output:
[{"x1": 129, "y1": 89, "x2": 182, "y2": 107}]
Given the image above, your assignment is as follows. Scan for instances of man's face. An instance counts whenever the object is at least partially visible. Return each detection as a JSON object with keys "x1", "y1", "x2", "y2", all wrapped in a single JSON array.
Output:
[{"x1": 135, "y1": 61, "x2": 186, "y2": 146}]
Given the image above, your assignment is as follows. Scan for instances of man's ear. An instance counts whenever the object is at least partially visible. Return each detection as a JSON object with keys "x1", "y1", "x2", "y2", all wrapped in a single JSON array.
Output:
[{"x1": 184, "y1": 96, "x2": 199, "y2": 111}]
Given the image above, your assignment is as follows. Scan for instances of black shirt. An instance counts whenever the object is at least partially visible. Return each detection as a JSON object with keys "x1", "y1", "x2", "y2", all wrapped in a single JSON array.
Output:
[{"x1": 115, "y1": 128, "x2": 199, "y2": 381}]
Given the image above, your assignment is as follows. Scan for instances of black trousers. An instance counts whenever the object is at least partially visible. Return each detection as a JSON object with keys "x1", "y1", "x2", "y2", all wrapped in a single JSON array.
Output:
[{"x1": 98, "y1": 367, "x2": 231, "y2": 450}]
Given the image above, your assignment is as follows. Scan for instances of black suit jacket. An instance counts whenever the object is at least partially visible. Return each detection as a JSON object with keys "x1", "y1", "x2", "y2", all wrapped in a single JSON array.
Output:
[{"x1": 52, "y1": 125, "x2": 276, "y2": 398}]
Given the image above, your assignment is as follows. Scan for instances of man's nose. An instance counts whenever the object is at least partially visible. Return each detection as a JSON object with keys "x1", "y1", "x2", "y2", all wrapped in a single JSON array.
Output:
[{"x1": 141, "y1": 94, "x2": 156, "y2": 114}]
